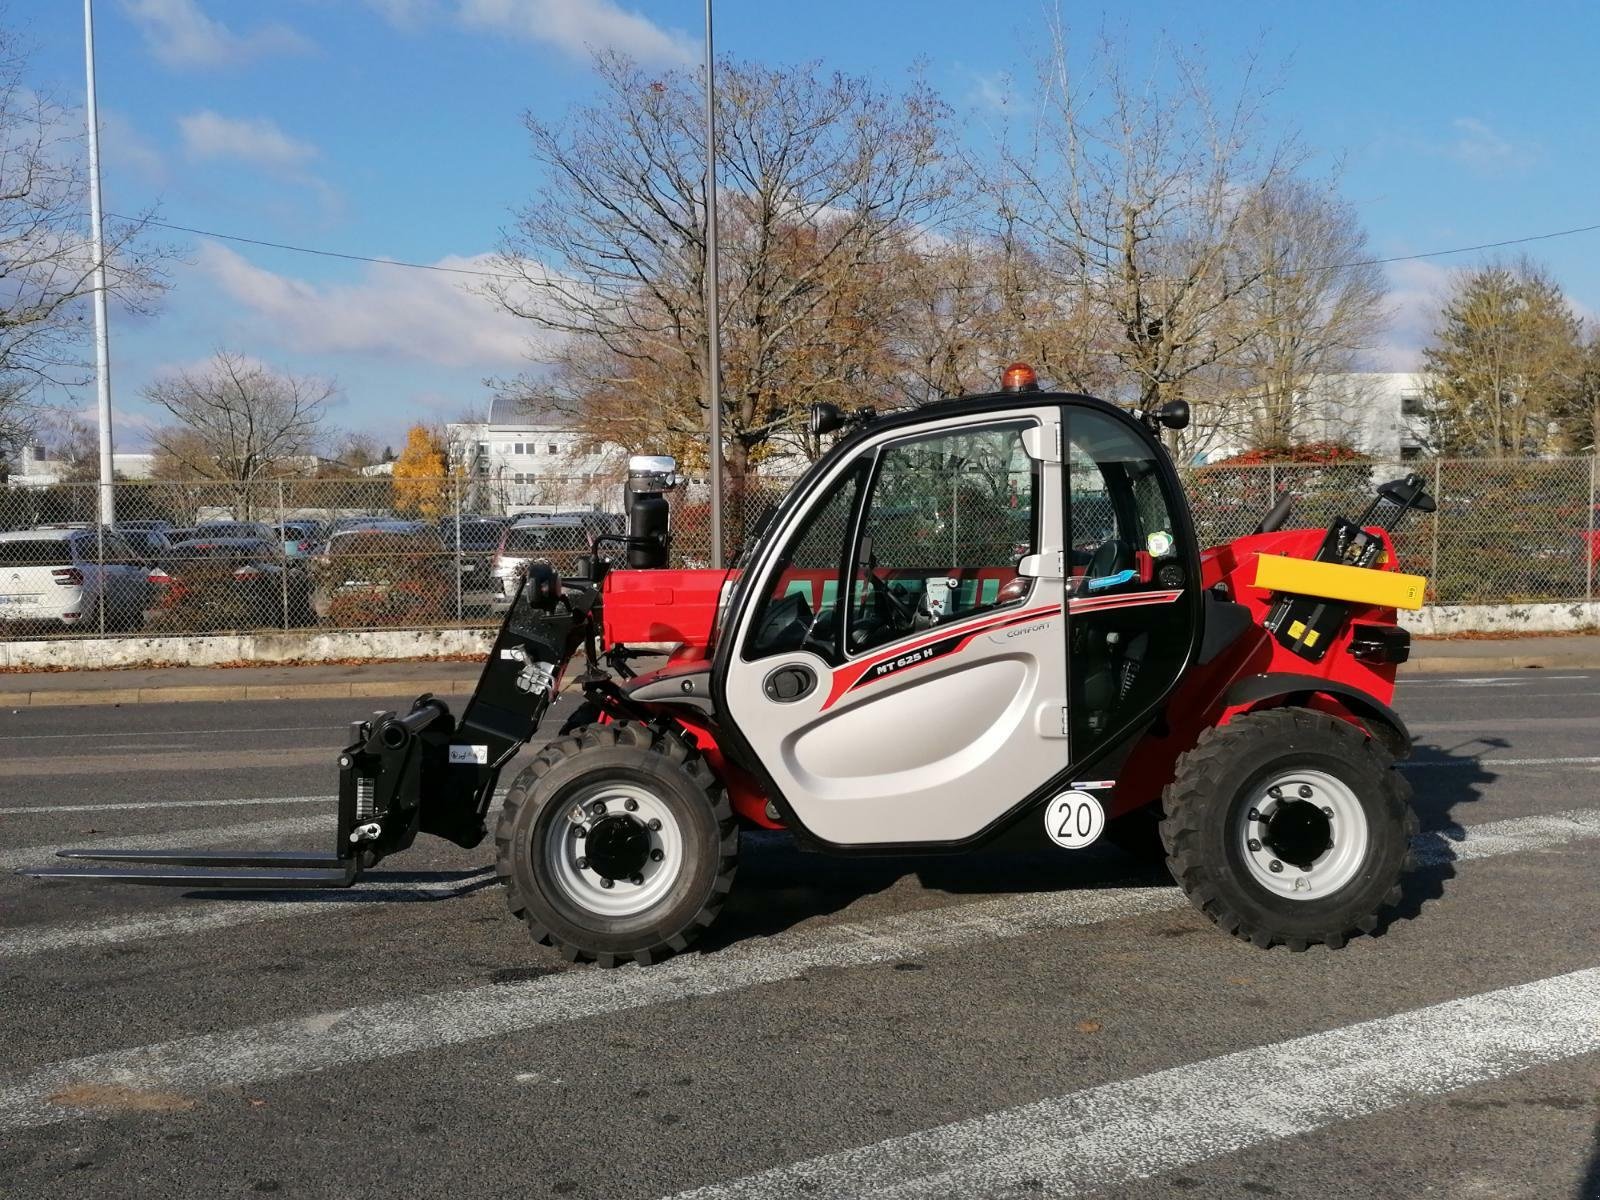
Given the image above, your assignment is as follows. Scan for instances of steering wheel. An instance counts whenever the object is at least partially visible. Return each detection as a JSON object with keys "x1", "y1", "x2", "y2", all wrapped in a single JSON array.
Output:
[{"x1": 866, "y1": 569, "x2": 918, "y2": 633}]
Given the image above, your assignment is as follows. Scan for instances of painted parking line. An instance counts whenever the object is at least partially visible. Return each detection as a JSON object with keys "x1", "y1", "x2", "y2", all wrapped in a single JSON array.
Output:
[
  {"x1": 2, "y1": 806, "x2": 1598, "y2": 1132},
  {"x1": 1403, "y1": 755, "x2": 1600, "y2": 770},
  {"x1": 664, "y1": 967, "x2": 1600, "y2": 1200},
  {"x1": 0, "y1": 871, "x2": 498, "y2": 961},
  {"x1": 0, "y1": 795, "x2": 335, "y2": 817},
  {"x1": 0, "y1": 814, "x2": 330, "y2": 873}
]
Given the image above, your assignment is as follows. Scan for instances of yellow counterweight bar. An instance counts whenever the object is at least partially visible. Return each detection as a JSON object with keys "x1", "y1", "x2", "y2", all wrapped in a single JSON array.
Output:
[{"x1": 1253, "y1": 553, "x2": 1428, "y2": 611}]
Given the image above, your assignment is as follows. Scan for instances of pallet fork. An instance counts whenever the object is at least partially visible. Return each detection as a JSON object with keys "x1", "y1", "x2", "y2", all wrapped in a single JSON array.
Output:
[{"x1": 24, "y1": 567, "x2": 593, "y2": 891}]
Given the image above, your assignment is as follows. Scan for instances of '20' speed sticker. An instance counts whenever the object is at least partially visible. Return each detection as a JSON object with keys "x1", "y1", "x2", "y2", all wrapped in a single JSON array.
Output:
[{"x1": 1044, "y1": 790, "x2": 1105, "y2": 849}]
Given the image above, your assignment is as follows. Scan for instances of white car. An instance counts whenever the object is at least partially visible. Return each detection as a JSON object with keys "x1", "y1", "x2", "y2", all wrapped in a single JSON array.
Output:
[{"x1": 0, "y1": 528, "x2": 152, "y2": 630}]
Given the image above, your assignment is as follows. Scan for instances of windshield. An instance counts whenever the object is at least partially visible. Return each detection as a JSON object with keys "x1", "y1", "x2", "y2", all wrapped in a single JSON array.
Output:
[{"x1": 503, "y1": 526, "x2": 586, "y2": 554}]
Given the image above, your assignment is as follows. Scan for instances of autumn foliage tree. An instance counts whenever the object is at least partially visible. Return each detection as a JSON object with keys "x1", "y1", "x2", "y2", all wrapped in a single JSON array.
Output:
[{"x1": 391, "y1": 424, "x2": 451, "y2": 518}]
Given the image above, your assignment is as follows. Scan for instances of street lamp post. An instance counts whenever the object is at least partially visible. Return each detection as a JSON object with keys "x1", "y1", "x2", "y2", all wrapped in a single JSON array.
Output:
[
  {"x1": 83, "y1": 0, "x2": 116, "y2": 525},
  {"x1": 703, "y1": 0, "x2": 724, "y2": 568}
]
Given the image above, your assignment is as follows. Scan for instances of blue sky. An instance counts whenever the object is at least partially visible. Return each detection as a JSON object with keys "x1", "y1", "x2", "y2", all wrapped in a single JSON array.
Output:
[{"x1": 21, "y1": 0, "x2": 1600, "y2": 450}]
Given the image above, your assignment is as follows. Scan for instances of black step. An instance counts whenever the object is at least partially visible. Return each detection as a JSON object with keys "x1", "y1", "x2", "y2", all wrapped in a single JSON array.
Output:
[
  {"x1": 22, "y1": 862, "x2": 359, "y2": 889},
  {"x1": 54, "y1": 848, "x2": 344, "y2": 869}
]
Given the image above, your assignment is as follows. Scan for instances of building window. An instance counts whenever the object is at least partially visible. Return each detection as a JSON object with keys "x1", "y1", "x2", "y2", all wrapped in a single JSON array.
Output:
[
  {"x1": 512, "y1": 442, "x2": 524, "y2": 455},
  {"x1": 475, "y1": 462, "x2": 489, "y2": 475},
  {"x1": 476, "y1": 442, "x2": 488, "y2": 456},
  {"x1": 547, "y1": 443, "x2": 559, "y2": 455},
  {"x1": 1400, "y1": 392, "x2": 1425, "y2": 417}
]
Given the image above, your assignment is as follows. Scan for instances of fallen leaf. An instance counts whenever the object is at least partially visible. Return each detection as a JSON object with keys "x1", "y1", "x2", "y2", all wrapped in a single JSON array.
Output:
[
  {"x1": 1075, "y1": 1020, "x2": 1102, "y2": 1034},
  {"x1": 48, "y1": 1083, "x2": 195, "y2": 1114}
]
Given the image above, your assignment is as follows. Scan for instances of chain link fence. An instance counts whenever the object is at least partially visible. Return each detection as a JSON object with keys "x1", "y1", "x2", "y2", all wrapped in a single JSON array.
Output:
[{"x1": 0, "y1": 458, "x2": 1595, "y2": 639}]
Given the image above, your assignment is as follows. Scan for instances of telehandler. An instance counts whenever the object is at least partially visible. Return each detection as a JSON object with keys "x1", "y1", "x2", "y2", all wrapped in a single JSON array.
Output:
[{"x1": 27, "y1": 366, "x2": 1436, "y2": 966}]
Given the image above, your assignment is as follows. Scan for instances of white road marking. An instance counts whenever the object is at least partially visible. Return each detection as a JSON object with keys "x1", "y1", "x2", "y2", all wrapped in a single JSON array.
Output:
[
  {"x1": 0, "y1": 872, "x2": 496, "y2": 960},
  {"x1": 0, "y1": 795, "x2": 335, "y2": 817},
  {"x1": 1404, "y1": 755, "x2": 1600, "y2": 770},
  {"x1": 666, "y1": 968, "x2": 1600, "y2": 1199},
  {"x1": 1, "y1": 806, "x2": 1597, "y2": 1131},
  {"x1": 0, "y1": 815, "x2": 330, "y2": 873},
  {"x1": 0, "y1": 726, "x2": 329, "y2": 742}
]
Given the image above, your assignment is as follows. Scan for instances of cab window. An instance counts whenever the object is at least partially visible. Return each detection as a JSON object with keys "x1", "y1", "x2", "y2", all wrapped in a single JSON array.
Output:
[
  {"x1": 847, "y1": 422, "x2": 1038, "y2": 656},
  {"x1": 743, "y1": 461, "x2": 867, "y2": 665}
]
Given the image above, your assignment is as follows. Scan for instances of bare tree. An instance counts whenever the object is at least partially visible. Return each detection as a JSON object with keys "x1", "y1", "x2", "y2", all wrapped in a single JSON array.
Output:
[
  {"x1": 0, "y1": 21, "x2": 168, "y2": 457},
  {"x1": 145, "y1": 351, "x2": 333, "y2": 512},
  {"x1": 1421, "y1": 258, "x2": 1582, "y2": 457},
  {"x1": 1225, "y1": 177, "x2": 1388, "y2": 450},
  {"x1": 487, "y1": 54, "x2": 959, "y2": 493},
  {"x1": 992, "y1": 30, "x2": 1305, "y2": 457}
]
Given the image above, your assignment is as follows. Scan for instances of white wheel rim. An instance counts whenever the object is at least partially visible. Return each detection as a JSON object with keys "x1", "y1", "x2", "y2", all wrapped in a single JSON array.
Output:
[
  {"x1": 543, "y1": 781, "x2": 685, "y2": 918},
  {"x1": 1237, "y1": 768, "x2": 1369, "y2": 901}
]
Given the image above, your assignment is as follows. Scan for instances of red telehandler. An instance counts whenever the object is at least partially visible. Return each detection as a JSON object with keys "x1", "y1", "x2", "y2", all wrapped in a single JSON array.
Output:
[{"x1": 26, "y1": 368, "x2": 1435, "y2": 966}]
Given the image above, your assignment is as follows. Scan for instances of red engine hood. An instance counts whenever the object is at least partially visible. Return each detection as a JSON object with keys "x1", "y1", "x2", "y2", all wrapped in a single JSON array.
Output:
[{"x1": 601, "y1": 568, "x2": 733, "y2": 652}]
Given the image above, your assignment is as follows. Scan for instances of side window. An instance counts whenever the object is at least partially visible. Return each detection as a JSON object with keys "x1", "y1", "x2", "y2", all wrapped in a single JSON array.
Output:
[
  {"x1": 848, "y1": 422, "x2": 1038, "y2": 656},
  {"x1": 744, "y1": 461, "x2": 867, "y2": 665},
  {"x1": 1066, "y1": 421, "x2": 1182, "y2": 596}
]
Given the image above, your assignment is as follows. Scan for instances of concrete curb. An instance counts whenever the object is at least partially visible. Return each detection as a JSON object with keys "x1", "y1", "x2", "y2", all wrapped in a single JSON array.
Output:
[{"x1": 3, "y1": 652, "x2": 1596, "y2": 707}]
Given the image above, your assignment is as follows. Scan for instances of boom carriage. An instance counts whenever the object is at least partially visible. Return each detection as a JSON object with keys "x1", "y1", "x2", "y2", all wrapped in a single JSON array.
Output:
[{"x1": 26, "y1": 375, "x2": 1435, "y2": 964}]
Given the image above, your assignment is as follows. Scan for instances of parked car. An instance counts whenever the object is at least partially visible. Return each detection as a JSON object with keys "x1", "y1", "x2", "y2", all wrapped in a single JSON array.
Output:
[
  {"x1": 115, "y1": 519, "x2": 174, "y2": 534},
  {"x1": 0, "y1": 528, "x2": 152, "y2": 631},
  {"x1": 272, "y1": 519, "x2": 329, "y2": 560},
  {"x1": 311, "y1": 527, "x2": 453, "y2": 626},
  {"x1": 194, "y1": 520, "x2": 277, "y2": 543},
  {"x1": 114, "y1": 526, "x2": 174, "y2": 565},
  {"x1": 490, "y1": 515, "x2": 614, "y2": 612},
  {"x1": 147, "y1": 537, "x2": 314, "y2": 631},
  {"x1": 439, "y1": 516, "x2": 510, "y2": 611},
  {"x1": 165, "y1": 526, "x2": 197, "y2": 545}
]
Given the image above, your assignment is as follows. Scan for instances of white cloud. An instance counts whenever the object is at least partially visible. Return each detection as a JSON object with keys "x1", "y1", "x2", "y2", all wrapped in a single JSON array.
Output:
[
  {"x1": 1444, "y1": 117, "x2": 1538, "y2": 174},
  {"x1": 120, "y1": 0, "x2": 313, "y2": 69},
  {"x1": 1369, "y1": 259, "x2": 1452, "y2": 371},
  {"x1": 194, "y1": 242, "x2": 554, "y2": 370},
  {"x1": 178, "y1": 111, "x2": 319, "y2": 173},
  {"x1": 454, "y1": 0, "x2": 695, "y2": 65}
]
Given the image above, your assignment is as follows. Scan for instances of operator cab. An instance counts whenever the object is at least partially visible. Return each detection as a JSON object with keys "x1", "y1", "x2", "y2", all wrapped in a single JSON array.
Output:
[{"x1": 712, "y1": 366, "x2": 1203, "y2": 849}]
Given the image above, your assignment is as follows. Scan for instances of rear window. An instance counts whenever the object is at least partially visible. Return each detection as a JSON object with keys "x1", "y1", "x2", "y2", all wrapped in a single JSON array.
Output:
[
  {"x1": 504, "y1": 526, "x2": 587, "y2": 554},
  {"x1": 172, "y1": 540, "x2": 273, "y2": 560},
  {"x1": 0, "y1": 539, "x2": 70, "y2": 567},
  {"x1": 328, "y1": 532, "x2": 445, "y2": 557}
]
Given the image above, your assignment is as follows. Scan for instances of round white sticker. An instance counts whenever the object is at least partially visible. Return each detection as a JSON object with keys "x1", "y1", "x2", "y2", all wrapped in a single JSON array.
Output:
[{"x1": 1045, "y1": 791, "x2": 1105, "y2": 849}]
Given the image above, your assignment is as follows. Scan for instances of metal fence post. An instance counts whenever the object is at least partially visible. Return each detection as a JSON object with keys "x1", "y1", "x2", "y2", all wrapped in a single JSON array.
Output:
[
  {"x1": 278, "y1": 479, "x2": 289, "y2": 631},
  {"x1": 1589, "y1": 456, "x2": 1596, "y2": 604},
  {"x1": 1440, "y1": 454, "x2": 1452, "y2": 601},
  {"x1": 95, "y1": 515, "x2": 106, "y2": 635},
  {"x1": 453, "y1": 475, "x2": 463, "y2": 622},
  {"x1": 1268, "y1": 462, "x2": 1276, "y2": 498}
]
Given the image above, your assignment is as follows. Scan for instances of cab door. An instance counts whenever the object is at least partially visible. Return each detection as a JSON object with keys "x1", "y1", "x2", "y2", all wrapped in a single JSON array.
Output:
[{"x1": 718, "y1": 406, "x2": 1068, "y2": 846}]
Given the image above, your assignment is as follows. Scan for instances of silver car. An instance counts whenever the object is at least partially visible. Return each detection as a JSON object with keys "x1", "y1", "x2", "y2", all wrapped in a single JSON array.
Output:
[{"x1": 0, "y1": 528, "x2": 152, "y2": 630}]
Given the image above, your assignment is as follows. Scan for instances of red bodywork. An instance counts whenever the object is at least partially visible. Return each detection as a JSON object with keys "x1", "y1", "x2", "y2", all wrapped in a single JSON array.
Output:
[{"x1": 598, "y1": 528, "x2": 1408, "y2": 831}]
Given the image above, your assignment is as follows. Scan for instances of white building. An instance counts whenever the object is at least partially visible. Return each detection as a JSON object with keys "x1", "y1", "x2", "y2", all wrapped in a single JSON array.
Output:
[
  {"x1": 1198, "y1": 372, "x2": 1431, "y2": 464},
  {"x1": 6, "y1": 444, "x2": 155, "y2": 488},
  {"x1": 447, "y1": 396, "x2": 623, "y2": 515}
]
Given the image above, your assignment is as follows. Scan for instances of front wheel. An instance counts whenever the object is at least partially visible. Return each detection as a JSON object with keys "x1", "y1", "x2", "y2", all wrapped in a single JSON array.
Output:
[
  {"x1": 1160, "y1": 707, "x2": 1417, "y2": 951},
  {"x1": 494, "y1": 722, "x2": 738, "y2": 967}
]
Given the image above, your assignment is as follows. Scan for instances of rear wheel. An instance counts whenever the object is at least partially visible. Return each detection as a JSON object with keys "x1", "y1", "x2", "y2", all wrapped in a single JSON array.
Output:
[
  {"x1": 1160, "y1": 707, "x2": 1416, "y2": 951},
  {"x1": 494, "y1": 721, "x2": 737, "y2": 967}
]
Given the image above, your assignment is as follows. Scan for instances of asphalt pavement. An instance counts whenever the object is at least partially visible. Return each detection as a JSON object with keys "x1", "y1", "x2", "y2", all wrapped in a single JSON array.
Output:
[{"x1": 1, "y1": 675, "x2": 1598, "y2": 1199}]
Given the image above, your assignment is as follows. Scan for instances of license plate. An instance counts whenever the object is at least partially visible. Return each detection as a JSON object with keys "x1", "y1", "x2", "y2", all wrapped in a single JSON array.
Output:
[{"x1": 0, "y1": 595, "x2": 37, "y2": 605}]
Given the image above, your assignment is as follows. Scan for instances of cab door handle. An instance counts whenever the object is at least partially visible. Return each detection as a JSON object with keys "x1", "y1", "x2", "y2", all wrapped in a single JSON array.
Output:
[{"x1": 763, "y1": 664, "x2": 816, "y2": 703}]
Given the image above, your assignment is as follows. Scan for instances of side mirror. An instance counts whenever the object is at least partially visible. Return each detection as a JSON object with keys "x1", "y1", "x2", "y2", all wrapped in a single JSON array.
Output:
[
  {"x1": 810, "y1": 402, "x2": 845, "y2": 437},
  {"x1": 1157, "y1": 400, "x2": 1190, "y2": 431},
  {"x1": 1377, "y1": 474, "x2": 1436, "y2": 514}
]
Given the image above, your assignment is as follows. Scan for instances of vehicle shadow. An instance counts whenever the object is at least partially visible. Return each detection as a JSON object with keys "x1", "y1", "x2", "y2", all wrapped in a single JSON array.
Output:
[
  {"x1": 1582, "y1": 1129, "x2": 1600, "y2": 1200},
  {"x1": 186, "y1": 865, "x2": 500, "y2": 904},
  {"x1": 709, "y1": 731, "x2": 1502, "y2": 952}
]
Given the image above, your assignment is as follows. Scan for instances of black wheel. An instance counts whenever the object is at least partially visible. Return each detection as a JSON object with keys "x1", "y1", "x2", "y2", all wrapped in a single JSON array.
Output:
[
  {"x1": 494, "y1": 721, "x2": 738, "y2": 967},
  {"x1": 1160, "y1": 707, "x2": 1417, "y2": 951}
]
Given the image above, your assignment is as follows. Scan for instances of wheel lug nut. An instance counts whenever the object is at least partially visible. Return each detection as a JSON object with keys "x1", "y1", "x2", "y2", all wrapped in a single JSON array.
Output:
[
  {"x1": 650, "y1": 849, "x2": 664, "y2": 862},
  {"x1": 630, "y1": 874, "x2": 644, "y2": 885},
  {"x1": 1247, "y1": 838, "x2": 1262, "y2": 852},
  {"x1": 1298, "y1": 785, "x2": 1312, "y2": 799},
  {"x1": 647, "y1": 818, "x2": 662, "y2": 831},
  {"x1": 1268, "y1": 786, "x2": 1283, "y2": 799},
  {"x1": 624, "y1": 798, "x2": 639, "y2": 812},
  {"x1": 591, "y1": 801, "x2": 606, "y2": 816},
  {"x1": 1269, "y1": 859, "x2": 1283, "y2": 873},
  {"x1": 1247, "y1": 808, "x2": 1262, "y2": 822},
  {"x1": 575, "y1": 857, "x2": 589, "y2": 870},
  {"x1": 572, "y1": 826, "x2": 586, "y2": 838},
  {"x1": 600, "y1": 877, "x2": 613, "y2": 889},
  {"x1": 1322, "y1": 806, "x2": 1334, "y2": 817}
]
